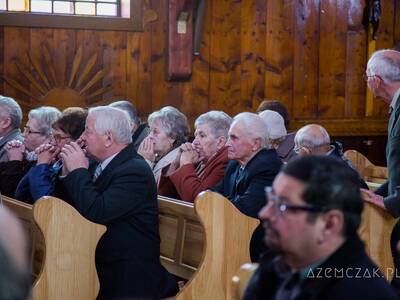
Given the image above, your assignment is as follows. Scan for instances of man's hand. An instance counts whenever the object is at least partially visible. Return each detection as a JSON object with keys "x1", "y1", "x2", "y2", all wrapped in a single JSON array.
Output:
[
  {"x1": 180, "y1": 143, "x2": 200, "y2": 166},
  {"x1": 59, "y1": 142, "x2": 88, "y2": 174},
  {"x1": 5, "y1": 140, "x2": 25, "y2": 161},
  {"x1": 361, "y1": 188, "x2": 386, "y2": 209},
  {"x1": 138, "y1": 137, "x2": 156, "y2": 162},
  {"x1": 36, "y1": 143, "x2": 59, "y2": 165}
]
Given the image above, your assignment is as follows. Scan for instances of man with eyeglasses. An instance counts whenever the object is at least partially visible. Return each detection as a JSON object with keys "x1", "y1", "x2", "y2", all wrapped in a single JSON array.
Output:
[
  {"x1": 293, "y1": 124, "x2": 367, "y2": 189},
  {"x1": 243, "y1": 156, "x2": 397, "y2": 300},
  {"x1": 0, "y1": 96, "x2": 23, "y2": 162}
]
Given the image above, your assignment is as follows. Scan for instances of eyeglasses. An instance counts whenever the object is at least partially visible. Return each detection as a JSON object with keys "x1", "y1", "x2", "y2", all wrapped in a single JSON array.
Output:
[
  {"x1": 363, "y1": 74, "x2": 383, "y2": 82},
  {"x1": 265, "y1": 186, "x2": 327, "y2": 217},
  {"x1": 50, "y1": 133, "x2": 71, "y2": 143},
  {"x1": 293, "y1": 145, "x2": 305, "y2": 154},
  {"x1": 23, "y1": 126, "x2": 42, "y2": 135}
]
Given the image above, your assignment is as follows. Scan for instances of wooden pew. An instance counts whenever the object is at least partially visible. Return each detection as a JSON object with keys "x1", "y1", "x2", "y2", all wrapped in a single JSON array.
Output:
[
  {"x1": 2, "y1": 195, "x2": 106, "y2": 300},
  {"x1": 344, "y1": 150, "x2": 388, "y2": 188},
  {"x1": 158, "y1": 191, "x2": 259, "y2": 299}
]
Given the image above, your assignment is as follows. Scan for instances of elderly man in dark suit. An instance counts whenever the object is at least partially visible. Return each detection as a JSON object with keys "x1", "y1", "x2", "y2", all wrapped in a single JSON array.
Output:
[
  {"x1": 59, "y1": 106, "x2": 178, "y2": 300},
  {"x1": 0, "y1": 96, "x2": 23, "y2": 162},
  {"x1": 212, "y1": 112, "x2": 282, "y2": 219},
  {"x1": 363, "y1": 49, "x2": 400, "y2": 214}
]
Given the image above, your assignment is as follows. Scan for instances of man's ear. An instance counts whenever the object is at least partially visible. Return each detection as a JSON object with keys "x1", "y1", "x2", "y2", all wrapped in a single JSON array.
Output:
[
  {"x1": 216, "y1": 136, "x2": 227, "y2": 150},
  {"x1": 252, "y1": 137, "x2": 262, "y2": 151},
  {"x1": 318, "y1": 210, "x2": 344, "y2": 243},
  {"x1": 104, "y1": 130, "x2": 114, "y2": 148}
]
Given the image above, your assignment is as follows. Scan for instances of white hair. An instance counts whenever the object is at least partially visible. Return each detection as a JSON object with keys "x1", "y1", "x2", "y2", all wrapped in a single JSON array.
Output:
[
  {"x1": 89, "y1": 106, "x2": 132, "y2": 144},
  {"x1": 294, "y1": 124, "x2": 330, "y2": 149},
  {"x1": 195, "y1": 110, "x2": 232, "y2": 139},
  {"x1": 0, "y1": 95, "x2": 23, "y2": 129},
  {"x1": 232, "y1": 112, "x2": 270, "y2": 148},
  {"x1": 367, "y1": 49, "x2": 400, "y2": 82},
  {"x1": 28, "y1": 106, "x2": 61, "y2": 136},
  {"x1": 148, "y1": 106, "x2": 189, "y2": 146}
]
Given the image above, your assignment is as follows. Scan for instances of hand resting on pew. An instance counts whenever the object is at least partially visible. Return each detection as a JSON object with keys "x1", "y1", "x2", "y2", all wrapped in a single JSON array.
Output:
[{"x1": 361, "y1": 188, "x2": 385, "y2": 209}]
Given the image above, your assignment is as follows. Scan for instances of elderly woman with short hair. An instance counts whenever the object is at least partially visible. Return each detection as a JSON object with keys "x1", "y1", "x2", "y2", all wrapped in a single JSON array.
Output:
[
  {"x1": 15, "y1": 107, "x2": 87, "y2": 203},
  {"x1": 0, "y1": 106, "x2": 61, "y2": 197},
  {"x1": 138, "y1": 106, "x2": 189, "y2": 186},
  {"x1": 159, "y1": 110, "x2": 232, "y2": 202}
]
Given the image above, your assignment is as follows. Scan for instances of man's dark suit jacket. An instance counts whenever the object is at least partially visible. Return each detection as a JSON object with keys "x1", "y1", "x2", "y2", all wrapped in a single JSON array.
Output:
[
  {"x1": 379, "y1": 92, "x2": 400, "y2": 216},
  {"x1": 61, "y1": 143, "x2": 177, "y2": 299},
  {"x1": 243, "y1": 235, "x2": 397, "y2": 300},
  {"x1": 212, "y1": 148, "x2": 282, "y2": 219}
]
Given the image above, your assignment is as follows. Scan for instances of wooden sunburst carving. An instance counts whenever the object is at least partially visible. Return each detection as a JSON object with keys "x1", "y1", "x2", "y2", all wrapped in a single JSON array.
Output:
[{"x1": 4, "y1": 44, "x2": 112, "y2": 110}]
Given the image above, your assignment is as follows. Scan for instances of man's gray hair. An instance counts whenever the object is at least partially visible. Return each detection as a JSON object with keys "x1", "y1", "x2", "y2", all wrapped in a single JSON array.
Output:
[
  {"x1": 148, "y1": 106, "x2": 189, "y2": 146},
  {"x1": 232, "y1": 112, "x2": 270, "y2": 148},
  {"x1": 195, "y1": 110, "x2": 232, "y2": 139},
  {"x1": 89, "y1": 106, "x2": 132, "y2": 144},
  {"x1": 367, "y1": 49, "x2": 400, "y2": 82},
  {"x1": 0, "y1": 95, "x2": 23, "y2": 129},
  {"x1": 28, "y1": 106, "x2": 61, "y2": 136},
  {"x1": 294, "y1": 124, "x2": 330, "y2": 149},
  {"x1": 109, "y1": 100, "x2": 141, "y2": 126}
]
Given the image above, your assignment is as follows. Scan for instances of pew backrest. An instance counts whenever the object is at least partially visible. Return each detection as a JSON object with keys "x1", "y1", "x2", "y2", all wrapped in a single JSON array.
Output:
[
  {"x1": 158, "y1": 191, "x2": 259, "y2": 300},
  {"x1": 3, "y1": 196, "x2": 106, "y2": 300},
  {"x1": 344, "y1": 150, "x2": 388, "y2": 184}
]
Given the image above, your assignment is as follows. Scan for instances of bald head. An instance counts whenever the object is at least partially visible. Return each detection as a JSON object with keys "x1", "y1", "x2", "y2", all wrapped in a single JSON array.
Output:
[{"x1": 294, "y1": 124, "x2": 331, "y2": 156}]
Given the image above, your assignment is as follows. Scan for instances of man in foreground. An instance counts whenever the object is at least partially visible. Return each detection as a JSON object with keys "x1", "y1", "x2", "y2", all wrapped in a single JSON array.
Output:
[{"x1": 244, "y1": 156, "x2": 397, "y2": 300}]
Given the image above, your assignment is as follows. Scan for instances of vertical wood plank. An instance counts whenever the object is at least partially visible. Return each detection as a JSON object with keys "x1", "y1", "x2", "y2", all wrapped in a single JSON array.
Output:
[
  {"x1": 52, "y1": 29, "x2": 76, "y2": 88},
  {"x1": 136, "y1": 0, "x2": 153, "y2": 119},
  {"x1": 345, "y1": 0, "x2": 367, "y2": 118},
  {"x1": 126, "y1": 32, "x2": 140, "y2": 108},
  {"x1": 292, "y1": 0, "x2": 320, "y2": 119},
  {"x1": 264, "y1": 0, "x2": 294, "y2": 117},
  {"x1": 318, "y1": 0, "x2": 347, "y2": 119},
  {"x1": 76, "y1": 30, "x2": 103, "y2": 106},
  {"x1": 373, "y1": 0, "x2": 395, "y2": 117},
  {"x1": 100, "y1": 31, "x2": 127, "y2": 101},
  {"x1": 394, "y1": 0, "x2": 400, "y2": 49},
  {"x1": 3, "y1": 27, "x2": 31, "y2": 111},
  {"x1": 209, "y1": 0, "x2": 242, "y2": 115},
  {"x1": 0, "y1": 27, "x2": 4, "y2": 93},
  {"x1": 151, "y1": 0, "x2": 183, "y2": 111},
  {"x1": 241, "y1": 0, "x2": 267, "y2": 111},
  {"x1": 183, "y1": 0, "x2": 212, "y2": 125}
]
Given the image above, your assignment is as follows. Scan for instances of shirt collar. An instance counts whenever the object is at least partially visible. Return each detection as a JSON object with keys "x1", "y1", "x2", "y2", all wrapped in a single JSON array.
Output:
[
  {"x1": 390, "y1": 88, "x2": 400, "y2": 110},
  {"x1": 99, "y1": 151, "x2": 120, "y2": 171}
]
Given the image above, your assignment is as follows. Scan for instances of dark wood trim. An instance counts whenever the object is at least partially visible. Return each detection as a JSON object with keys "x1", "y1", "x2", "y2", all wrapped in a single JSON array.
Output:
[
  {"x1": 291, "y1": 119, "x2": 388, "y2": 136},
  {"x1": 0, "y1": 0, "x2": 143, "y2": 31}
]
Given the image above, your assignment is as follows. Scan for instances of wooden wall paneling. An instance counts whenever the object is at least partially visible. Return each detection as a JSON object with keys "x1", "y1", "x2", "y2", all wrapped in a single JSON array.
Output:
[
  {"x1": 76, "y1": 30, "x2": 104, "y2": 107},
  {"x1": 292, "y1": 0, "x2": 320, "y2": 119},
  {"x1": 126, "y1": 32, "x2": 140, "y2": 107},
  {"x1": 240, "y1": 0, "x2": 266, "y2": 112},
  {"x1": 394, "y1": 0, "x2": 400, "y2": 49},
  {"x1": 136, "y1": 0, "x2": 153, "y2": 119},
  {"x1": 318, "y1": 0, "x2": 347, "y2": 119},
  {"x1": 344, "y1": 0, "x2": 367, "y2": 118},
  {"x1": 209, "y1": 0, "x2": 242, "y2": 114},
  {"x1": 52, "y1": 29, "x2": 76, "y2": 94},
  {"x1": 372, "y1": 0, "x2": 395, "y2": 117},
  {"x1": 3, "y1": 27, "x2": 32, "y2": 112},
  {"x1": 183, "y1": 0, "x2": 212, "y2": 123},
  {"x1": 151, "y1": 0, "x2": 183, "y2": 111},
  {"x1": 100, "y1": 31, "x2": 128, "y2": 102},
  {"x1": 0, "y1": 27, "x2": 3, "y2": 92},
  {"x1": 264, "y1": 0, "x2": 294, "y2": 119}
]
